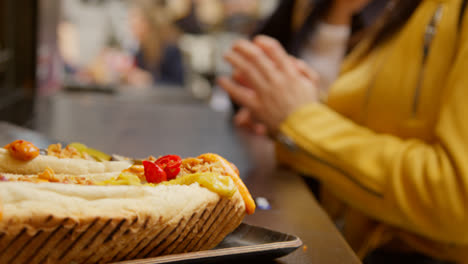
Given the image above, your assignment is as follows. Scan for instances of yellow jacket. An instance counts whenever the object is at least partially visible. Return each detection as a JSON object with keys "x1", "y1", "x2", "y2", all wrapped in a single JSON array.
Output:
[{"x1": 276, "y1": 0, "x2": 468, "y2": 262}]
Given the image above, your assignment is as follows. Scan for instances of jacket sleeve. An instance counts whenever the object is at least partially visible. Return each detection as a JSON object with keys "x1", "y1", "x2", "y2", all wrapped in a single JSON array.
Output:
[{"x1": 275, "y1": 39, "x2": 468, "y2": 245}]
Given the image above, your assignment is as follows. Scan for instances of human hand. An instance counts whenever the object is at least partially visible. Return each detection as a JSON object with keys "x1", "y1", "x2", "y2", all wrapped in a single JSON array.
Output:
[
  {"x1": 230, "y1": 70, "x2": 268, "y2": 136},
  {"x1": 218, "y1": 35, "x2": 319, "y2": 133},
  {"x1": 233, "y1": 107, "x2": 268, "y2": 136},
  {"x1": 231, "y1": 56, "x2": 316, "y2": 136}
]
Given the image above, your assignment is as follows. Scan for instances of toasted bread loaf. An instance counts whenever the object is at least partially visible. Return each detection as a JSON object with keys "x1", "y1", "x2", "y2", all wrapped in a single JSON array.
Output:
[
  {"x1": 0, "y1": 145, "x2": 251, "y2": 263},
  {"x1": 0, "y1": 181, "x2": 245, "y2": 264}
]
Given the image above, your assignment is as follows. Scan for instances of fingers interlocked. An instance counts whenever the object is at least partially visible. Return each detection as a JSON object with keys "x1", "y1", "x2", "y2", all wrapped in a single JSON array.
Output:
[{"x1": 218, "y1": 35, "x2": 320, "y2": 133}]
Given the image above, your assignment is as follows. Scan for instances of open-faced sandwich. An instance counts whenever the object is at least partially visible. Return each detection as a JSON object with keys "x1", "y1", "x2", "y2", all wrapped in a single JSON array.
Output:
[{"x1": 0, "y1": 140, "x2": 255, "y2": 264}]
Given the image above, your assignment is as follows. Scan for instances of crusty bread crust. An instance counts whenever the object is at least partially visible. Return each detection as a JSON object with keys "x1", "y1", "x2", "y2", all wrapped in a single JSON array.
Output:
[
  {"x1": 0, "y1": 181, "x2": 245, "y2": 264},
  {"x1": 0, "y1": 148, "x2": 131, "y2": 175},
  {"x1": 0, "y1": 148, "x2": 247, "y2": 263}
]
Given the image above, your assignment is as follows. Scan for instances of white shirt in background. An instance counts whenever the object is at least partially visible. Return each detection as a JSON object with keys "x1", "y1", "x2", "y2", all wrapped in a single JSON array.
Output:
[{"x1": 300, "y1": 22, "x2": 351, "y2": 93}]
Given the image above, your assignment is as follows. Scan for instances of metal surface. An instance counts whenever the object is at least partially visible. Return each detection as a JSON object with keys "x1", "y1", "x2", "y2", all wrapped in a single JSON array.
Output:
[{"x1": 24, "y1": 91, "x2": 360, "y2": 263}]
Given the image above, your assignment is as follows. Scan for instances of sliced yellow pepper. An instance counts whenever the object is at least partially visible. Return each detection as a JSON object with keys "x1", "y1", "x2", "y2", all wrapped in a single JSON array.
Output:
[
  {"x1": 95, "y1": 171, "x2": 237, "y2": 198},
  {"x1": 69, "y1": 142, "x2": 111, "y2": 162},
  {"x1": 96, "y1": 172, "x2": 142, "y2": 186},
  {"x1": 164, "y1": 172, "x2": 237, "y2": 198}
]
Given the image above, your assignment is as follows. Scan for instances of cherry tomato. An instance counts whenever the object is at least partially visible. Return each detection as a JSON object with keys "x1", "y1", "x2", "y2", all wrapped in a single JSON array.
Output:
[
  {"x1": 143, "y1": 160, "x2": 167, "y2": 183},
  {"x1": 155, "y1": 155, "x2": 182, "y2": 180},
  {"x1": 165, "y1": 166, "x2": 181, "y2": 180}
]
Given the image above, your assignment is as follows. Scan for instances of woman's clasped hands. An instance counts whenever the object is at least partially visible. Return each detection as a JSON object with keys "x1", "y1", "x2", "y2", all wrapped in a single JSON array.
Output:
[{"x1": 218, "y1": 35, "x2": 320, "y2": 135}]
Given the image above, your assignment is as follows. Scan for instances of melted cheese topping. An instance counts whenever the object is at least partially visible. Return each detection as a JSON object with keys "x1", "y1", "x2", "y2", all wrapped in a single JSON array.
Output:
[{"x1": 196, "y1": 154, "x2": 256, "y2": 215}]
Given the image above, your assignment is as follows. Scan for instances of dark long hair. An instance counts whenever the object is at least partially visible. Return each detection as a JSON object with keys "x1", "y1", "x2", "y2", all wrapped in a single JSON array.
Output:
[
  {"x1": 305, "y1": 0, "x2": 422, "y2": 52},
  {"x1": 254, "y1": 0, "x2": 372, "y2": 56},
  {"x1": 370, "y1": 0, "x2": 422, "y2": 48}
]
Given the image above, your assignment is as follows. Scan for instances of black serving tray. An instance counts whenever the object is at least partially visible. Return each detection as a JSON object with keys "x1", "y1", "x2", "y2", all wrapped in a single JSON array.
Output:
[{"x1": 113, "y1": 223, "x2": 303, "y2": 264}]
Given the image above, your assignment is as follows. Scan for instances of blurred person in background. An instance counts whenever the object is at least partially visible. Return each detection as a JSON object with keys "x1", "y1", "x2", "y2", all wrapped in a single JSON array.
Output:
[
  {"x1": 129, "y1": 0, "x2": 185, "y2": 86},
  {"x1": 219, "y1": 0, "x2": 468, "y2": 263},
  {"x1": 59, "y1": 0, "x2": 136, "y2": 86},
  {"x1": 169, "y1": 0, "x2": 205, "y2": 34},
  {"x1": 232, "y1": 0, "x2": 387, "y2": 136},
  {"x1": 233, "y1": 0, "x2": 388, "y2": 133},
  {"x1": 256, "y1": 0, "x2": 388, "y2": 92}
]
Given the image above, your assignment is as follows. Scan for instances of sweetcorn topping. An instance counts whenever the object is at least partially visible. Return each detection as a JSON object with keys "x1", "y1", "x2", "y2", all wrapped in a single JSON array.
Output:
[
  {"x1": 6, "y1": 168, "x2": 93, "y2": 185},
  {"x1": 179, "y1": 158, "x2": 225, "y2": 177},
  {"x1": 38, "y1": 167, "x2": 59, "y2": 182},
  {"x1": 47, "y1": 143, "x2": 93, "y2": 160}
]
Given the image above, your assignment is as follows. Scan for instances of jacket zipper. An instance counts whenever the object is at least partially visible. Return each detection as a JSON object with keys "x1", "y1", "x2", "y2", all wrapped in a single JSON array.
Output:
[
  {"x1": 362, "y1": 5, "x2": 444, "y2": 123},
  {"x1": 411, "y1": 5, "x2": 443, "y2": 117}
]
